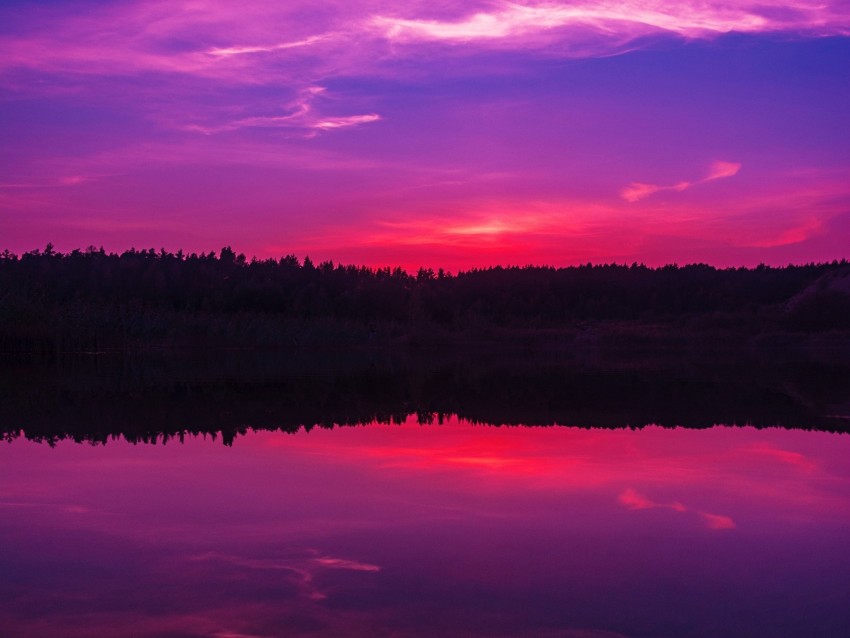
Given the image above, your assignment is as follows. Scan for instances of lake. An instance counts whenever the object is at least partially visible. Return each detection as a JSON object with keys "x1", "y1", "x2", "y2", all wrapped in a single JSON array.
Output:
[{"x1": 2, "y1": 413, "x2": 849, "y2": 637}]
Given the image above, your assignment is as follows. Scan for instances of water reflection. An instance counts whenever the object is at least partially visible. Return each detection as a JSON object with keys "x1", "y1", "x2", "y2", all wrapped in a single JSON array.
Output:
[
  {"x1": 4, "y1": 349, "x2": 850, "y2": 447},
  {"x1": 2, "y1": 418, "x2": 849, "y2": 637}
]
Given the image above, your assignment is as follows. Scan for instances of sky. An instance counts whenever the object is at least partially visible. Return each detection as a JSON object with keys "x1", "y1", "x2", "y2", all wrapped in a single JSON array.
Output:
[{"x1": 1, "y1": 1, "x2": 849, "y2": 270}]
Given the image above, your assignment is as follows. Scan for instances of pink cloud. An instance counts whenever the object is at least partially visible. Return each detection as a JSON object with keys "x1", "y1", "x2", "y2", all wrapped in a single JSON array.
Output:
[
  {"x1": 618, "y1": 488, "x2": 736, "y2": 530},
  {"x1": 622, "y1": 160, "x2": 740, "y2": 202},
  {"x1": 740, "y1": 444, "x2": 818, "y2": 472},
  {"x1": 706, "y1": 161, "x2": 742, "y2": 181},
  {"x1": 621, "y1": 180, "x2": 690, "y2": 203},
  {"x1": 618, "y1": 487, "x2": 656, "y2": 510},
  {"x1": 313, "y1": 556, "x2": 381, "y2": 572},
  {"x1": 747, "y1": 216, "x2": 824, "y2": 248},
  {"x1": 699, "y1": 512, "x2": 737, "y2": 530}
]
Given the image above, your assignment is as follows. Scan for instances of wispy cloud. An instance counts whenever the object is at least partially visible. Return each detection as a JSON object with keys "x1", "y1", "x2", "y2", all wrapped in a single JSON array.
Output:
[
  {"x1": 0, "y1": 2, "x2": 845, "y2": 150},
  {"x1": 622, "y1": 160, "x2": 741, "y2": 202},
  {"x1": 207, "y1": 34, "x2": 332, "y2": 58},
  {"x1": 748, "y1": 216, "x2": 824, "y2": 248},
  {"x1": 2, "y1": 2, "x2": 847, "y2": 83},
  {"x1": 189, "y1": 551, "x2": 380, "y2": 603},
  {"x1": 375, "y1": 5, "x2": 573, "y2": 41},
  {"x1": 313, "y1": 556, "x2": 381, "y2": 572},
  {"x1": 618, "y1": 488, "x2": 736, "y2": 530},
  {"x1": 621, "y1": 180, "x2": 691, "y2": 203},
  {"x1": 374, "y1": 1, "x2": 850, "y2": 47},
  {"x1": 705, "y1": 160, "x2": 743, "y2": 181},
  {"x1": 741, "y1": 444, "x2": 817, "y2": 471},
  {"x1": 698, "y1": 512, "x2": 737, "y2": 530},
  {"x1": 185, "y1": 86, "x2": 380, "y2": 136}
]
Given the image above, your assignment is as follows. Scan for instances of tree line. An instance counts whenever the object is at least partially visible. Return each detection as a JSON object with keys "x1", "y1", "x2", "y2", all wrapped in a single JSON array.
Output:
[
  {"x1": 3, "y1": 348, "x2": 848, "y2": 444},
  {"x1": 1, "y1": 245, "x2": 848, "y2": 352}
]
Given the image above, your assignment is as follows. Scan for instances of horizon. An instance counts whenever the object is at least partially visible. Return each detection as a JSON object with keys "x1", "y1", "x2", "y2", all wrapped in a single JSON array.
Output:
[
  {"x1": 2, "y1": 1, "x2": 849, "y2": 270},
  {"x1": 6, "y1": 243, "x2": 850, "y2": 276}
]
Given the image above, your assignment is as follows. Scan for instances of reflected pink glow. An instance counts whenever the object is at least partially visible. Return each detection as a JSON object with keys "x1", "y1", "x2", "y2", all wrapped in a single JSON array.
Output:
[{"x1": 2, "y1": 419, "x2": 850, "y2": 636}]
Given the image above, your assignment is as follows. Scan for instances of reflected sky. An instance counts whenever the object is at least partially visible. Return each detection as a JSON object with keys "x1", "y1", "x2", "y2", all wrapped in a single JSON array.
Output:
[{"x1": 2, "y1": 418, "x2": 849, "y2": 637}]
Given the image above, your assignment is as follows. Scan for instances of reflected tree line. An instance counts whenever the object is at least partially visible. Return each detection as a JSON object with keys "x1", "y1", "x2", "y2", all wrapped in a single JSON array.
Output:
[
  {"x1": 1, "y1": 246, "x2": 850, "y2": 352},
  {"x1": 2, "y1": 350, "x2": 849, "y2": 445}
]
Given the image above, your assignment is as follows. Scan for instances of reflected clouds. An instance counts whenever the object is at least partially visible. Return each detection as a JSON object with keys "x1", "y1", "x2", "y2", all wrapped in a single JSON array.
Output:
[
  {"x1": 189, "y1": 551, "x2": 381, "y2": 602},
  {"x1": 2, "y1": 421, "x2": 850, "y2": 636},
  {"x1": 618, "y1": 487, "x2": 736, "y2": 530}
]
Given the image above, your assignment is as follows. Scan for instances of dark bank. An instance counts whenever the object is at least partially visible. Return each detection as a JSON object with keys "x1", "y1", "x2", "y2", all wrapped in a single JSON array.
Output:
[{"x1": 2, "y1": 246, "x2": 850, "y2": 354}]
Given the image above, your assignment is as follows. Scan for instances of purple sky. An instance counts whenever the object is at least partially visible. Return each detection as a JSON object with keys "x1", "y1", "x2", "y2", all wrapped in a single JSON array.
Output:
[{"x1": 1, "y1": 1, "x2": 849, "y2": 269}]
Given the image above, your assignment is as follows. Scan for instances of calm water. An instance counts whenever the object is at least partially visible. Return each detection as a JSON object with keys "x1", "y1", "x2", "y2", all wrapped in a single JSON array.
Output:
[{"x1": 2, "y1": 418, "x2": 850, "y2": 637}]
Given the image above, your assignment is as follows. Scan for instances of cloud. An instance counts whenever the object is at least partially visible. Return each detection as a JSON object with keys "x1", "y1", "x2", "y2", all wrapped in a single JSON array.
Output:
[
  {"x1": 747, "y1": 216, "x2": 823, "y2": 248},
  {"x1": 705, "y1": 161, "x2": 742, "y2": 181},
  {"x1": 618, "y1": 488, "x2": 736, "y2": 530},
  {"x1": 699, "y1": 512, "x2": 737, "y2": 530},
  {"x1": 374, "y1": 1, "x2": 850, "y2": 46},
  {"x1": 313, "y1": 113, "x2": 381, "y2": 130},
  {"x1": 189, "y1": 551, "x2": 380, "y2": 604},
  {"x1": 191, "y1": 551, "x2": 379, "y2": 574},
  {"x1": 740, "y1": 444, "x2": 818, "y2": 471},
  {"x1": 206, "y1": 34, "x2": 332, "y2": 58},
  {"x1": 618, "y1": 487, "x2": 656, "y2": 510},
  {"x1": 2, "y1": 2, "x2": 847, "y2": 85},
  {"x1": 0, "y1": 1, "x2": 845, "y2": 153},
  {"x1": 622, "y1": 160, "x2": 740, "y2": 202},
  {"x1": 313, "y1": 556, "x2": 381, "y2": 572},
  {"x1": 621, "y1": 180, "x2": 690, "y2": 203},
  {"x1": 186, "y1": 86, "x2": 380, "y2": 136},
  {"x1": 374, "y1": 5, "x2": 578, "y2": 41}
]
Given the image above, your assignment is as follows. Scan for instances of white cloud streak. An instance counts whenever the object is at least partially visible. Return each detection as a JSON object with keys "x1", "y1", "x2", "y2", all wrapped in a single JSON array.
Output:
[
  {"x1": 207, "y1": 34, "x2": 332, "y2": 58},
  {"x1": 374, "y1": 1, "x2": 850, "y2": 44},
  {"x1": 185, "y1": 86, "x2": 380, "y2": 136}
]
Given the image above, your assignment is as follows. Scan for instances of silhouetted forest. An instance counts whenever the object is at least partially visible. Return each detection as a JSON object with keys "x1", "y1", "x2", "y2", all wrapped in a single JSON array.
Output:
[
  {"x1": 2, "y1": 349, "x2": 849, "y2": 445},
  {"x1": 2, "y1": 245, "x2": 850, "y2": 352}
]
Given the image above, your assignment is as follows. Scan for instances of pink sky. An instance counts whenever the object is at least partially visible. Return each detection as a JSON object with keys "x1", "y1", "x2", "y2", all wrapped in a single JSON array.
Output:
[{"x1": 1, "y1": 1, "x2": 849, "y2": 269}]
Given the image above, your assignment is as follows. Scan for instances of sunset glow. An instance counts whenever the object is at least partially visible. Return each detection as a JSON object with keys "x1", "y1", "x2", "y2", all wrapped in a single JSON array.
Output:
[{"x1": 1, "y1": 1, "x2": 848, "y2": 268}]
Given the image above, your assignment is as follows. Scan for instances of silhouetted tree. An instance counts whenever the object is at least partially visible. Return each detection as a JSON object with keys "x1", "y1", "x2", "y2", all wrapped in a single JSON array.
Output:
[{"x1": 0, "y1": 246, "x2": 847, "y2": 353}]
